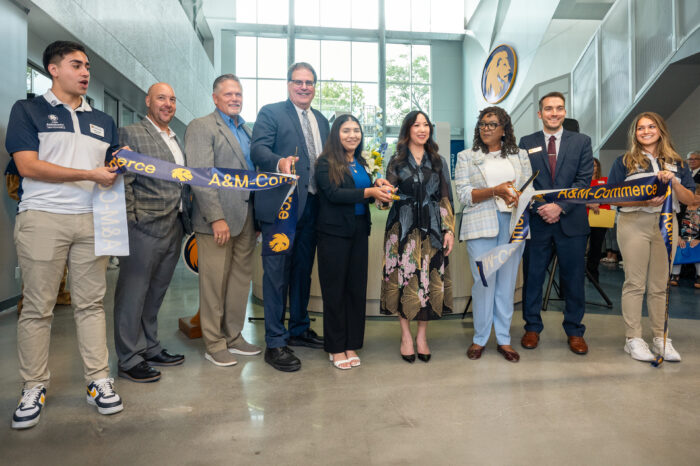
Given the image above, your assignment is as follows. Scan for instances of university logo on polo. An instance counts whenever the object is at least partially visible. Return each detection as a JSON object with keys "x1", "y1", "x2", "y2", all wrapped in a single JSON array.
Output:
[
  {"x1": 481, "y1": 45, "x2": 517, "y2": 104},
  {"x1": 171, "y1": 167, "x2": 193, "y2": 182},
  {"x1": 46, "y1": 114, "x2": 65, "y2": 129}
]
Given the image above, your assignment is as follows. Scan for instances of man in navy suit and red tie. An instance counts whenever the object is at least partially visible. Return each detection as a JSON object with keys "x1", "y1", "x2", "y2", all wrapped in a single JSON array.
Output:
[{"x1": 518, "y1": 91, "x2": 593, "y2": 354}]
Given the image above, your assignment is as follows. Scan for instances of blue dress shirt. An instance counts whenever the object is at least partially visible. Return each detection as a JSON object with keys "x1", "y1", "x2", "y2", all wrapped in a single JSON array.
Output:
[
  {"x1": 217, "y1": 109, "x2": 253, "y2": 170},
  {"x1": 349, "y1": 159, "x2": 371, "y2": 215}
]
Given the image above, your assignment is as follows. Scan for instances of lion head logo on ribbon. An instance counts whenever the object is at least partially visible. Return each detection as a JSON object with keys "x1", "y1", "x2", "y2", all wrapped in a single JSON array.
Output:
[
  {"x1": 269, "y1": 233, "x2": 290, "y2": 252},
  {"x1": 171, "y1": 168, "x2": 193, "y2": 182}
]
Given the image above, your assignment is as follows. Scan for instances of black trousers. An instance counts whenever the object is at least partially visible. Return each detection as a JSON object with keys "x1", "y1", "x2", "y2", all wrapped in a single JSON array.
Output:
[
  {"x1": 317, "y1": 216, "x2": 368, "y2": 353},
  {"x1": 586, "y1": 227, "x2": 608, "y2": 281}
]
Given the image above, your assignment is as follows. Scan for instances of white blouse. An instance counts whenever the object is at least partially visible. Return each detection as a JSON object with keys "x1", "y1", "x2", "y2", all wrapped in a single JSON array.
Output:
[{"x1": 482, "y1": 151, "x2": 516, "y2": 212}]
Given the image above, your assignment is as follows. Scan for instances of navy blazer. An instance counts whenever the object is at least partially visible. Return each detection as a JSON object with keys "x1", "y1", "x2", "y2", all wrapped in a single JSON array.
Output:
[
  {"x1": 518, "y1": 129, "x2": 593, "y2": 236},
  {"x1": 315, "y1": 157, "x2": 372, "y2": 237},
  {"x1": 251, "y1": 99, "x2": 330, "y2": 223}
]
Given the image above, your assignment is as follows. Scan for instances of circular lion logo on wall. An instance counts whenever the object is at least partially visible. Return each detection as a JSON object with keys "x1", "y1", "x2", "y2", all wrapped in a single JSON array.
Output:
[{"x1": 481, "y1": 44, "x2": 517, "y2": 104}]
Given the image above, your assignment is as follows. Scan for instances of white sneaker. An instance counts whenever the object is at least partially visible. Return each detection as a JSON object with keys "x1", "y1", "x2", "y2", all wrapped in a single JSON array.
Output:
[
  {"x1": 653, "y1": 337, "x2": 681, "y2": 362},
  {"x1": 624, "y1": 338, "x2": 655, "y2": 361},
  {"x1": 87, "y1": 378, "x2": 124, "y2": 415},
  {"x1": 12, "y1": 384, "x2": 46, "y2": 429}
]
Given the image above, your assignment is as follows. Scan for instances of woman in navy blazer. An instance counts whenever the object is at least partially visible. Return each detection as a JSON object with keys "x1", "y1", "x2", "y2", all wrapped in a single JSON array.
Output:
[{"x1": 315, "y1": 114, "x2": 394, "y2": 369}]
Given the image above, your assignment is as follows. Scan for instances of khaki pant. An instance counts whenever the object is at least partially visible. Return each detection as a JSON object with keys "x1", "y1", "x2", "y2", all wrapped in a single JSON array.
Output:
[
  {"x1": 196, "y1": 209, "x2": 256, "y2": 354},
  {"x1": 617, "y1": 211, "x2": 678, "y2": 339},
  {"x1": 14, "y1": 210, "x2": 110, "y2": 389}
]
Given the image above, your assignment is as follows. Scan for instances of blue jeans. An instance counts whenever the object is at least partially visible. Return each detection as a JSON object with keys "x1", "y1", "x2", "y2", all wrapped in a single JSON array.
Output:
[{"x1": 466, "y1": 212, "x2": 521, "y2": 346}]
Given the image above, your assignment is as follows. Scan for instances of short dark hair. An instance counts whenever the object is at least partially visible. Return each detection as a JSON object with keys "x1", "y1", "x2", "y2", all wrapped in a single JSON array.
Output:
[
  {"x1": 42, "y1": 41, "x2": 88, "y2": 75},
  {"x1": 538, "y1": 91, "x2": 566, "y2": 111},
  {"x1": 213, "y1": 73, "x2": 241, "y2": 93},
  {"x1": 287, "y1": 62, "x2": 317, "y2": 83}
]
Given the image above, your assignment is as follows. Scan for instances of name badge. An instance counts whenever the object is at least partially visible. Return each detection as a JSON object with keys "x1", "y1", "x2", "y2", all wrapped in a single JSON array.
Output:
[
  {"x1": 665, "y1": 164, "x2": 678, "y2": 173},
  {"x1": 90, "y1": 124, "x2": 105, "y2": 137},
  {"x1": 528, "y1": 147, "x2": 542, "y2": 154}
]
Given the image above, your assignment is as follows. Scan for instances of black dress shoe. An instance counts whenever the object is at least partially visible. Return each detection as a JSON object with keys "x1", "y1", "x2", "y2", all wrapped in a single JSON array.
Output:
[
  {"x1": 146, "y1": 349, "x2": 185, "y2": 366},
  {"x1": 288, "y1": 329, "x2": 324, "y2": 349},
  {"x1": 118, "y1": 361, "x2": 161, "y2": 383},
  {"x1": 401, "y1": 353, "x2": 416, "y2": 363},
  {"x1": 417, "y1": 353, "x2": 431, "y2": 362},
  {"x1": 265, "y1": 346, "x2": 301, "y2": 372}
]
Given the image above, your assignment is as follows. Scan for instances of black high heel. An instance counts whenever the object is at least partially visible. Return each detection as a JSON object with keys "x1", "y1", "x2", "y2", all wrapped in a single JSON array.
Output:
[
  {"x1": 401, "y1": 353, "x2": 416, "y2": 363},
  {"x1": 417, "y1": 353, "x2": 431, "y2": 362}
]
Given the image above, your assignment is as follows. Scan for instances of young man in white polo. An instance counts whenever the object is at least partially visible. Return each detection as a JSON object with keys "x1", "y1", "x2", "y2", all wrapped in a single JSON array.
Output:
[{"x1": 6, "y1": 40, "x2": 124, "y2": 429}]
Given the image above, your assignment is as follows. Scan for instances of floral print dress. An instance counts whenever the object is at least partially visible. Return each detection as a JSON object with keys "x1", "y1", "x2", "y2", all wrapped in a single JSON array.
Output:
[{"x1": 380, "y1": 153, "x2": 455, "y2": 321}]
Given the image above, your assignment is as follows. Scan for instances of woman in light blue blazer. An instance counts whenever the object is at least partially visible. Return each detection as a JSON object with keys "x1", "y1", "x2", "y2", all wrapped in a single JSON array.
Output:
[{"x1": 455, "y1": 106, "x2": 532, "y2": 363}]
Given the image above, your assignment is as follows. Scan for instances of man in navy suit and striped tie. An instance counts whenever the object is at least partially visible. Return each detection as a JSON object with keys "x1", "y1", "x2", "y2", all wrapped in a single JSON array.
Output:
[
  {"x1": 518, "y1": 92, "x2": 593, "y2": 355},
  {"x1": 251, "y1": 63, "x2": 329, "y2": 372}
]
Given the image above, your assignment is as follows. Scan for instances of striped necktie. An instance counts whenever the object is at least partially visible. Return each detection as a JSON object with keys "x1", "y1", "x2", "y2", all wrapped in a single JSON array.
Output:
[{"x1": 301, "y1": 110, "x2": 317, "y2": 193}]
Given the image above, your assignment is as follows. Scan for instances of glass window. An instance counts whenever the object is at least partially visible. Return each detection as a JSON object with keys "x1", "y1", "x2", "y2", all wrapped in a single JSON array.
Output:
[
  {"x1": 352, "y1": 42, "x2": 378, "y2": 82},
  {"x1": 235, "y1": 36, "x2": 257, "y2": 78},
  {"x1": 411, "y1": 0, "x2": 431, "y2": 32},
  {"x1": 411, "y1": 45, "x2": 430, "y2": 84},
  {"x1": 385, "y1": 0, "x2": 410, "y2": 31},
  {"x1": 320, "y1": 0, "x2": 351, "y2": 28},
  {"x1": 258, "y1": 0, "x2": 289, "y2": 25},
  {"x1": 26, "y1": 65, "x2": 52, "y2": 97},
  {"x1": 257, "y1": 79, "x2": 287, "y2": 114},
  {"x1": 386, "y1": 44, "x2": 411, "y2": 79},
  {"x1": 239, "y1": 78, "x2": 258, "y2": 123},
  {"x1": 258, "y1": 37, "x2": 287, "y2": 79},
  {"x1": 295, "y1": 0, "x2": 320, "y2": 26},
  {"x1": 296, "y1": 39, "x2": 320, "y2": 71},
  {"x1": 352, "y1": 0, "x2": 378, "y2": 29},
  {"x1": 104, "y1": 92, "x2": 119, "y2": 125},
  {"x1": 320, "y1": 41, "x2": 351, "y2": 81},
  {"x1": 235, "y1": 1, "x2": 256, "y2": 23},
  {"x1": 120, "y1": 104, "x2": 135, "y2": 127},
  {"x1": 431, "y1": 0, "x2": 464, "y2": 33}
]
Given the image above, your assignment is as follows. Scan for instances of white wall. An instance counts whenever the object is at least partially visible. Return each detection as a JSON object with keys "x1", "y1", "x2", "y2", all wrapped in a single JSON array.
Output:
[
  {"x1": 29, "y1": 0, "x2": 216, "y2": 124},
  {"x1": 0, "y1": 0, "x2": 28, "y2": 307},
  {"x1": 666, "y1": 83, "x2": 700, "y2": 159}
]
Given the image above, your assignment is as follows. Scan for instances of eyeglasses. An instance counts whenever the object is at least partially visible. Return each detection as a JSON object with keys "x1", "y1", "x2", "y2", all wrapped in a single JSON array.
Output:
[
  {"x1": 478, "y1": 122, "x2": 501, "y2": 130},
  {"x1": 290, "y1": 80, "x2": 315, "y2": 88}
]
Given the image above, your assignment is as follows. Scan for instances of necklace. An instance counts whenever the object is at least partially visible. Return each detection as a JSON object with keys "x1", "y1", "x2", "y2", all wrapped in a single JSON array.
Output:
[{"x1": 349, "y1": 159, "x2": 358, "y2": 173}]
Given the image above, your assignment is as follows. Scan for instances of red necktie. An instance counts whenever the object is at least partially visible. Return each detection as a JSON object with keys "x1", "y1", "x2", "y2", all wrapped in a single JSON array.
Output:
[{"x1": 547, "y1": 135, "x2": 557, "y2": 181}]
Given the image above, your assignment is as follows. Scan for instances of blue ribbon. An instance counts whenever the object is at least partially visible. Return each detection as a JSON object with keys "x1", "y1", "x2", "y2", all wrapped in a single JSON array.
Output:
[{"x1": 474, "y1": 176, "x2": 671, "y2": 287}]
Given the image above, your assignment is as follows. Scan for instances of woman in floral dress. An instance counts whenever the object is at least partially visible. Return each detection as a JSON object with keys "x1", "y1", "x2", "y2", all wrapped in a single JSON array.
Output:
[{"x1": 380, "y1": 110, "x2": 455, "y2": 363}]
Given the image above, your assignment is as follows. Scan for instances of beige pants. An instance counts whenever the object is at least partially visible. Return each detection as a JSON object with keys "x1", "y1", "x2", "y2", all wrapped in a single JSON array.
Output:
[
  {"x1": 196, "y1": 209, "x2": 256, "y2": 354},
  {"x1": 617, "y1": 211, "x2": 678, "y2": 339},
  {"x1": 14, "y1": 210, "x2": 110, "y2": 389}
]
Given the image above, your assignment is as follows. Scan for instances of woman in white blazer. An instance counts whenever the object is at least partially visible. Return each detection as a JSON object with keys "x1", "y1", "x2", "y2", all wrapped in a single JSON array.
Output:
[{"x1": 455, "y1": 106, "x2": 532, "y2": 363}]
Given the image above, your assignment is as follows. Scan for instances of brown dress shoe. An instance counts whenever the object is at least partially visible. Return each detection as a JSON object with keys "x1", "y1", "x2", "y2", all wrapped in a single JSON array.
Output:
[
  {"x1": 497, "y1": 345, "x2": 520, "y2": 363},
  {"x1": 568, "y1": 336, "x2": 588, "y2": 355},
  {"x1": 467, "y1": 344, "x2": 485, "y2": 360},
  {"x1": 521, "y1": 331, "x2": 539, "y2": 349}
]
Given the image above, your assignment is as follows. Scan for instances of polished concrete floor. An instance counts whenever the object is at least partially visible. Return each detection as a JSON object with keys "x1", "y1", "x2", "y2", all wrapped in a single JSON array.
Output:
[{"x1": 1, "y1": 263, "x2": 700, "y2": 465}]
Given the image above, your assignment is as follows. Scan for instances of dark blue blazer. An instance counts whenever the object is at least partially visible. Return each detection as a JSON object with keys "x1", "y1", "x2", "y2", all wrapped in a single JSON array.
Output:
[
  {"x1": 251, "y1": 99, "x2": 330, "y2": 223},
  {"x1": 518, "y1": 129, "x2": 593, "y2": 237}
]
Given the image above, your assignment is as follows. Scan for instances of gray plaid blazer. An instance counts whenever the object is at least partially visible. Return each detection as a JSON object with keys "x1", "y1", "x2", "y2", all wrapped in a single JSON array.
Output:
[
  {"x1": 119, "y1": 118, "x2": 186, "y2": 238},
  {"x1": 184, "y1": 110, "x2": 253, "y2": 237}
]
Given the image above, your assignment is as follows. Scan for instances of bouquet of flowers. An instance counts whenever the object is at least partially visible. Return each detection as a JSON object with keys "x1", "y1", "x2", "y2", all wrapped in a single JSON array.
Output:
[{"x1": 361, "y1": 142, "x2": 388, "y2": 182}]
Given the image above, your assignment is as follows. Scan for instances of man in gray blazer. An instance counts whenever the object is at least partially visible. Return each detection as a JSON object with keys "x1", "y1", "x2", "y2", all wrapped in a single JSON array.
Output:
[
  {"x1": 185, "y1": 74, "x2": 260, "y2": 367},
  {"x1": 114, "y1": 83, "x2": 186, "y2": 383}
]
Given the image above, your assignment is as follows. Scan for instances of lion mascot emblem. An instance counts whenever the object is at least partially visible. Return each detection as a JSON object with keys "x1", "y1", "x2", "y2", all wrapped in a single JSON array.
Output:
[
  {"x1": 171, "y1": 167, "x2": 193, "y2": 182},
  {"x1": 484, "y1": 50, "x2": 512, "y2": 103},
  {"x1": 269, "y1": 233, "x2": 290, "y2": 252}
]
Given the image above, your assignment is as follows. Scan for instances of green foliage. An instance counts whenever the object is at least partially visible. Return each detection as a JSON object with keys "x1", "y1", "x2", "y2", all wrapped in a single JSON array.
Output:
[
  {"x1": 313, "y1": 80, "x2": 366, "y2": 117},
  {"x1": 386, "y1": 53, "x2": 430, "y2": 126}
]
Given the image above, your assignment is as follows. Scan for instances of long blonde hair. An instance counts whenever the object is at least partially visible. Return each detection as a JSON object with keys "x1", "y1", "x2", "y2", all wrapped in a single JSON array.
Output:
[{"x1": 623, "y1": 111, "x2": 683, "y2": 173}]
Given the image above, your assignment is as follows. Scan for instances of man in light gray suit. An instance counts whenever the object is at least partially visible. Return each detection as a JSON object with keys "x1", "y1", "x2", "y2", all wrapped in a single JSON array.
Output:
[
  {"x1": 185, "y1": 74, "x2": 261, "y2": 367},
  {"x1": 114, "y1": 83, "x2": 187, "y2": 383}
]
